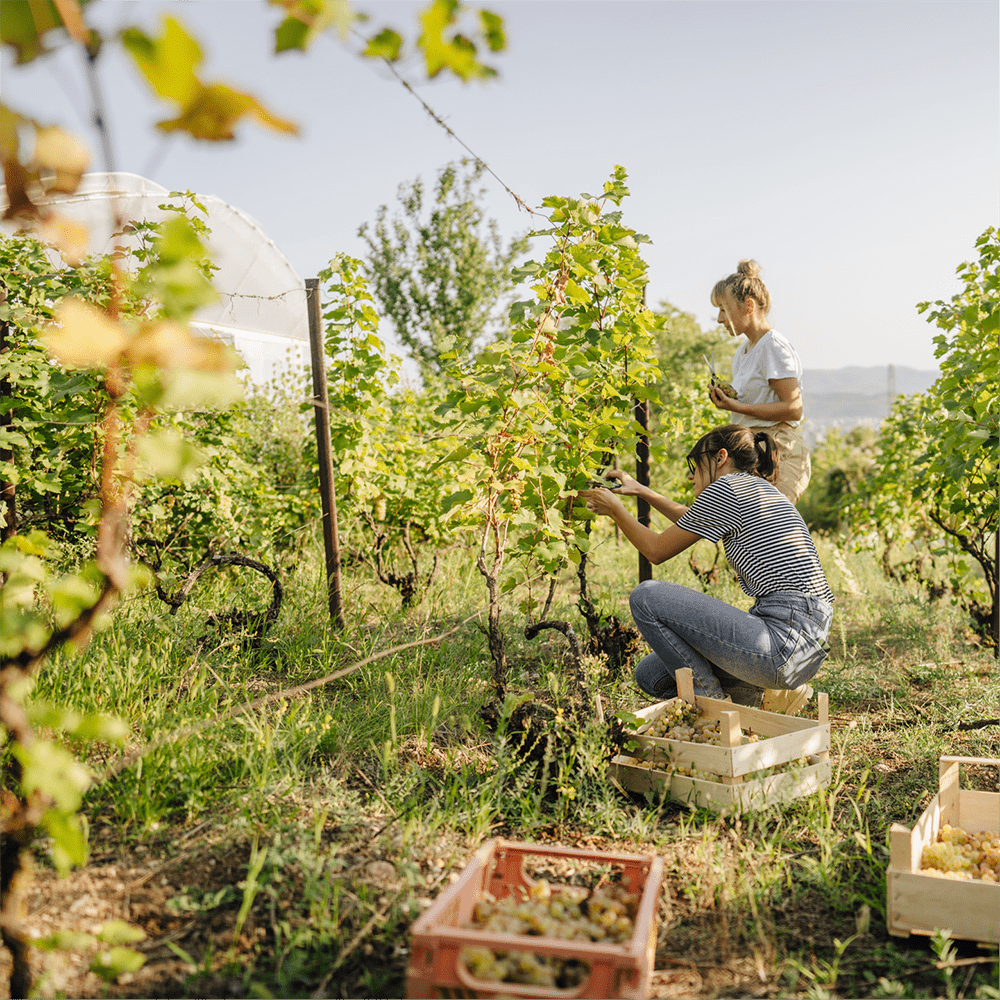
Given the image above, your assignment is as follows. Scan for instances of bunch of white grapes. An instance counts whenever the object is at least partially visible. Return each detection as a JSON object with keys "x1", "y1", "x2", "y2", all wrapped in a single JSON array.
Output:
[
  {"x1": 459, "y1": 878, "x2": 640, "y2": 987},
  {"x1": 919, "y1": 824, "x2": 999, "y2": 882},
  {"x1": 620, "y1": 753, "x2": 717, "y2": 782},
  {"x1": 639, "y1": 699, "x2": 761, "y2": 746}
]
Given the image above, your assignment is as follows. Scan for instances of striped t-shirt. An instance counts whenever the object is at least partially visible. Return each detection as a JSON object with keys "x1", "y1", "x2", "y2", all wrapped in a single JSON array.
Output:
[{"x1": 677, "y1": 473, "x2": 834, "y2": 602}]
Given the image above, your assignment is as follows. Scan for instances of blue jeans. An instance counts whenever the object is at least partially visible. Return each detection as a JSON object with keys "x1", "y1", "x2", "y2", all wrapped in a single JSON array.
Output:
[{"x1": 629, "y1": 581, "x2": 833, "y2": 702}]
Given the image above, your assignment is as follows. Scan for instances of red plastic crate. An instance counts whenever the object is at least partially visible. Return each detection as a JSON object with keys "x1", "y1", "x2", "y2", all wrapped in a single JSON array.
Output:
[{"x1": 407, "y1": 838, "x2": 663, "y2": 999}]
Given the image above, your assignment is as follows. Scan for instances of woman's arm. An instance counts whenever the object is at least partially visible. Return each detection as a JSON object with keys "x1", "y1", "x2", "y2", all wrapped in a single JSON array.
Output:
[
  {"x1": 582, "y1": 488, "x2": 702, "y2": 564},
  {"x1": 604, "y1": 468, "x2": 689, "y2": 523},
  {"x1": 710, "y1": 377, "x2": 803, "y2": 422}
]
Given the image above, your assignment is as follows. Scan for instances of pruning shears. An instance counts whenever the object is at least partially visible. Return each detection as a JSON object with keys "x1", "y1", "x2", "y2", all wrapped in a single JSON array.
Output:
[{"x1": 703, "y1": 355, "x2": 738, "y2": 400}]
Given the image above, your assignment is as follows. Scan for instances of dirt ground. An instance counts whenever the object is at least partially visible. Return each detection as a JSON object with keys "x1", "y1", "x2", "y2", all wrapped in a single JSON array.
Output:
[{"x1": 3, "y1": 824, "x2": 796, "y2": 1000}]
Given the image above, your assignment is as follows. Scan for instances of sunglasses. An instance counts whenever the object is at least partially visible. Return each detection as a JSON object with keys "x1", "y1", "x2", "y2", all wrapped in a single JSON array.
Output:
[{"x1": 686, "y1": 450, "x2": 713, "y2": 476}]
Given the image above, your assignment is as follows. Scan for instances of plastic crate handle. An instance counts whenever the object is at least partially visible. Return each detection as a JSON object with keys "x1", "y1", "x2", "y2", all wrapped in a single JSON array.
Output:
[{"x1": 454, "y1": 954, "x2": 592, "y2": 999}]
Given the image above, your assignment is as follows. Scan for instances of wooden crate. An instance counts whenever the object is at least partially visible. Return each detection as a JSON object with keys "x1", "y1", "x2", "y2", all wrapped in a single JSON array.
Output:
[
  {"x1": 887, "y1": 755, "x2": 999, "y2": 946},
  {"x1": 608, "y1": 667, "x2": 831, "y2": 811},
  {"x1": 406, "y1": 838, "x2": 664, "y2": 999}
]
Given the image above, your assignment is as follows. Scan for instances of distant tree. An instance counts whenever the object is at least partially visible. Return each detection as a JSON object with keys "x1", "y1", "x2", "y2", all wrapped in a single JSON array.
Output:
[
  {"x1": 359, "y1": 159, "x2": 528, "y2": 384},
  {"x1": 798, "y1": 426, "x2": 877, "y2": 534},
  {"x1": 645, "y1": 301, "x2": 734, "y2": 491}
]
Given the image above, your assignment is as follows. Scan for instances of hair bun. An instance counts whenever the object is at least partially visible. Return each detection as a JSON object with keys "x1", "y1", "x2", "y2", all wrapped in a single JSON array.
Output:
[{"x1": 737, "y1": 259, "x2": 761, "y2": 278}]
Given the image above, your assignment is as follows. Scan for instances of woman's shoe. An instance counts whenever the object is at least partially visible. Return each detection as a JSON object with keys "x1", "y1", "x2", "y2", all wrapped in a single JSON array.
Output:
[{"x1": 761, "y1": 684, "x2": 813, "y2": 716}]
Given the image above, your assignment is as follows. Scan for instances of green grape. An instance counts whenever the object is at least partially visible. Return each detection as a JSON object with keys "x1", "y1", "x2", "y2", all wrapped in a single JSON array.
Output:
[
  {"x1": 919, "y1": 825, "x2": 1000, "y2": 881},
  {"x1": 460, "y1": 879, "x2": 641, "y2": 986}
]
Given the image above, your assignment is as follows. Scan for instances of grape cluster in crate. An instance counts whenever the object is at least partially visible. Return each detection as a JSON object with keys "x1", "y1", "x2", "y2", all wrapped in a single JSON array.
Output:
[
  {"x1": 609, "y1": 667, "x2": 831, "y2": 810},
  {"x1": 460, "y1": 878, "x2": 641, "y2": 989}
]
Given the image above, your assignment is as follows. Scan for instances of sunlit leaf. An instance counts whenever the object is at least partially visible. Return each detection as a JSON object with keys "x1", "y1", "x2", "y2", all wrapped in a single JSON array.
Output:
[
  {"x1": 135, "y1": 427, "x2": 207, "y2": 482},
  {"x1": 43, "y1": 299, "x2": 130, "y2": 368},
  {"x1": 95, "y1": 920, "x2": 146, "y2": 945},
  {"x1": 36, "y1": 213, "x2": 90, "y2": 264},
  {"x1": 32, "y1": 124, "x2": 88, "y2": 192},
  {"x1": 15, "y1": 739, "x2": 92, "y2": 812},
  {"x1": 122, "y1": 17, "x2": 298, "y2": 141},
  {"x1": 363, "y1": 27, "x2": 402, "y2": 60},
  {"x1": 271, "y1": 0, "x2": 357, "y2": 51},
  {"x1": 37, "y1": 927, "x2": 96, "y2": 951},
  {"x1": 418, "y1": 0, "x2": 487, "y2": 80},
  {"x1": 90, "y1": 946, "x2": 146, "y2": 982}
]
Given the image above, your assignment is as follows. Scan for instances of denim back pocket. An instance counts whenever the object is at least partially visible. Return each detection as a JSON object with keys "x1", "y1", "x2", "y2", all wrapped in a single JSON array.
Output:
[{"x1": 777, "y1": 608, "x2": 832, "y2": 687}]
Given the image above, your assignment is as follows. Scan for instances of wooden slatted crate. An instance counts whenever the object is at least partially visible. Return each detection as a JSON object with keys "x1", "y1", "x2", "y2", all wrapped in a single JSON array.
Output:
[
  {"x1": 608, "y1": 668, "x2": 831, "y2": 811},
  {"x1": 887, "y1": 755, "x2": 999, "y2": 946},
  {"x1": 406, "y1": 838, "x2": 664, "y2": 999}
]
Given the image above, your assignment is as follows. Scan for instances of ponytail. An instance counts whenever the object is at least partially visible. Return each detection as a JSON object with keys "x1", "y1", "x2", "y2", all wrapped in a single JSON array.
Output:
[
  {"x1": 688, "y1": 424, "x2": 781, "y2": 484},
  {"x1": 753, "y1": 431, "x2": 780, "y2": 484}
]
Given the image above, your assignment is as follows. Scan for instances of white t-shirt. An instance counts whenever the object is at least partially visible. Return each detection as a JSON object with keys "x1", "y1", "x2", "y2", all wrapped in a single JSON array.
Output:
[{"x1": 730, "y1": 330, "x2": 802, "y2": 428}]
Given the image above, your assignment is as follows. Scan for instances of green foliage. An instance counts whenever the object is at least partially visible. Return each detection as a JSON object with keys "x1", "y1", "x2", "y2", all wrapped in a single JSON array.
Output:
[
  {"x1": 271, "y1": 0, "x2": 506, "y2": 82},
  {"x1": 435, "y1": 167, "x2": 663, "y2": 684},
  {"x1": 318, "y1": 254, "x2": 463, "y2": 606},
  {"x1": 849, "y1": 228, "x2": 999, "y2": 647},
  {"x1": 915, "y1": 227, "x2": 999, "y2": 516},
  {"x1": 646, "y1": 300, "x2": 736, "y2": 495},
  {"x1": 359, "y1": 159, "x2": 528, "y2": 384},
  {"x1": 798, "y1": 426, "x2": 878, "y2": 534}
]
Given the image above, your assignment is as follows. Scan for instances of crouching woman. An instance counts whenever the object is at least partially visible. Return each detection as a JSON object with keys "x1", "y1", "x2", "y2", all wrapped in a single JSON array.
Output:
[{"x1": 582, "y1": 424, "x2": 833, "y2": 707}]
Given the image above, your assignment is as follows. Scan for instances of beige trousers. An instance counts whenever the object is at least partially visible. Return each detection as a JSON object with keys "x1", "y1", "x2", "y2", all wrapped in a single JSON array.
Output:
[{"x1": 749, "y1": 422, "x2": 812, "y2": 503}]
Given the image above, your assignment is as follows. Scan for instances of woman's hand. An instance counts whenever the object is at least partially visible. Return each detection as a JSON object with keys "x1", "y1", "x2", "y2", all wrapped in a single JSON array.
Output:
[
  {"x1": 580, "y1": 487, "x2": 626, "y2": 518},
  {"x1": 709, "y1": 385, "x2": 742, "y2": 413},
  {"x1": 603, "y1": 468, "x2": 639, "y2": 495}
]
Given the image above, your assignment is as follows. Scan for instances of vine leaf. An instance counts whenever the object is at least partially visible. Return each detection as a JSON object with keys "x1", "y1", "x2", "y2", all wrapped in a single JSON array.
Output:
[
  {"x1": 122, "y1": 17, "x2": 299, "y2": 141},
  {"x1": 0, "y1": 0, "x2": 65, "y2": 64},
  {"x1": 43, "y1": 299, "x2": 129, "y2": 368},
  {"x1": 271, "y1": 0, "x2": 358, "y2": 52},
  {"x1": 0, "y1": 104, "x2": 90, "y2": 245},
  {"x1": 418, "y1": 0, "x2": 495, "y2": 81}
]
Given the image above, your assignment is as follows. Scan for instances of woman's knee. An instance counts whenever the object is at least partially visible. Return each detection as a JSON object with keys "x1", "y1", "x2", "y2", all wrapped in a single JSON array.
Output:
[
  {"x1": 634, "y1": 652, "x2": 675, "y2": 699},
  {"x1": 629, "y1": 579, "x2": 682, "y2": 619}
]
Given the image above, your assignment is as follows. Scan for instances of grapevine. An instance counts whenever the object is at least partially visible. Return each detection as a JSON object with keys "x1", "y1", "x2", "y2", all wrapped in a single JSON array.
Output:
[
  {"x1": 919, "y1": 824, "x2": 1000, "y2": 882},
  {"x1": 459, "y1": 878, "x2": 639, "y2": 988}
]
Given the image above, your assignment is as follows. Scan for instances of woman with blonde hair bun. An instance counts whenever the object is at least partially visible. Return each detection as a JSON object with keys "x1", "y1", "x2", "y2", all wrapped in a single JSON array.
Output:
[{"x1": 709, "y1": 259, "x2": 811, "y2": 503}]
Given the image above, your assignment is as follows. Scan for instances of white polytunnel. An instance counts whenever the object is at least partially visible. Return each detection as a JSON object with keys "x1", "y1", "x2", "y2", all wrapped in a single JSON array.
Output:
[{"x1": 0, "y1": 172, "x2": 311, "y2": 386}]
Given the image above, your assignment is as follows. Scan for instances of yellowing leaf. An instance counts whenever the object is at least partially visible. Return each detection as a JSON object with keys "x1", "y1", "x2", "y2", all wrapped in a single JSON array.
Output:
[
  {"x1": 271, "y1": 0, "x2": 357, "y2": 51},
  {"x1": 1, "y1": 108, "x2": 88, "y2": 220},
  {"x1": 123, "y1": 17, "x2": 298, "y2": 141},
  {"x1": 418, "y1": 0, "x2": 480, "y2": 80},
  {"x1": 126, "y1": 320, "x2": 205, "y2": 370},
  {"x1": 43, "y1": 299, "x2": 129, "y2": 368},
  {"x1": 121, "y1": 17, "x2": 201, "y2": 106},
  {"x1": 363, "y1": 27, "x2": 402, "y2": 61},
  {"x1": 37, "y1": 212, "x2": 90, "y2": 264},
  {"x1": 157, "y1": 82, "x2": 298, "y2": 141},
  {"x1": 34, "y1": 125, "x2": 90, "y2": 192}
]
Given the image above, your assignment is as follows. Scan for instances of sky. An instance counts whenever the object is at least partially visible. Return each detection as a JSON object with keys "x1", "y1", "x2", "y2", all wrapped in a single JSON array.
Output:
[{"x1": 2, "y1": 0, "x2": 997, "y2": 372}]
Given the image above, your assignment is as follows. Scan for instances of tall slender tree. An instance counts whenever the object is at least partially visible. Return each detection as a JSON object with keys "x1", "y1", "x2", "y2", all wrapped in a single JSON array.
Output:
[{"x1": 359, "y1": 159, "x2": 528, "y2": 384}]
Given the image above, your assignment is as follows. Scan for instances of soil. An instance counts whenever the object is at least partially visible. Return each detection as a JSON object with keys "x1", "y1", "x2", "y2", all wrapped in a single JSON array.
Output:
[{"x1": 1, "y1": 817, "x2": 813, "y2": 1000}]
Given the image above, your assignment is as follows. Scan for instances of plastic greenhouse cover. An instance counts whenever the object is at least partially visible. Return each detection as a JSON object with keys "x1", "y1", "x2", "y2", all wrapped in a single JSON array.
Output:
[{"x1": 0, "y1": 172, "x2": 311, "y2": 386}]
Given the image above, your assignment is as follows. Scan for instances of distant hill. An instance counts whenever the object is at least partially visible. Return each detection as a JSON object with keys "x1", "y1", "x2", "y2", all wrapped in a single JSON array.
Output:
[{"x1": 799, "y1": 365, "x2": 939, "y2": 445}]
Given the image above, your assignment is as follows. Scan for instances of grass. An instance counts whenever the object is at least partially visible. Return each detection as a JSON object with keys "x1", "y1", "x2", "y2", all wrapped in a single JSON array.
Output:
[{"x1": 9, "y1": 525, "x2": 1000, "y2": 999}]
